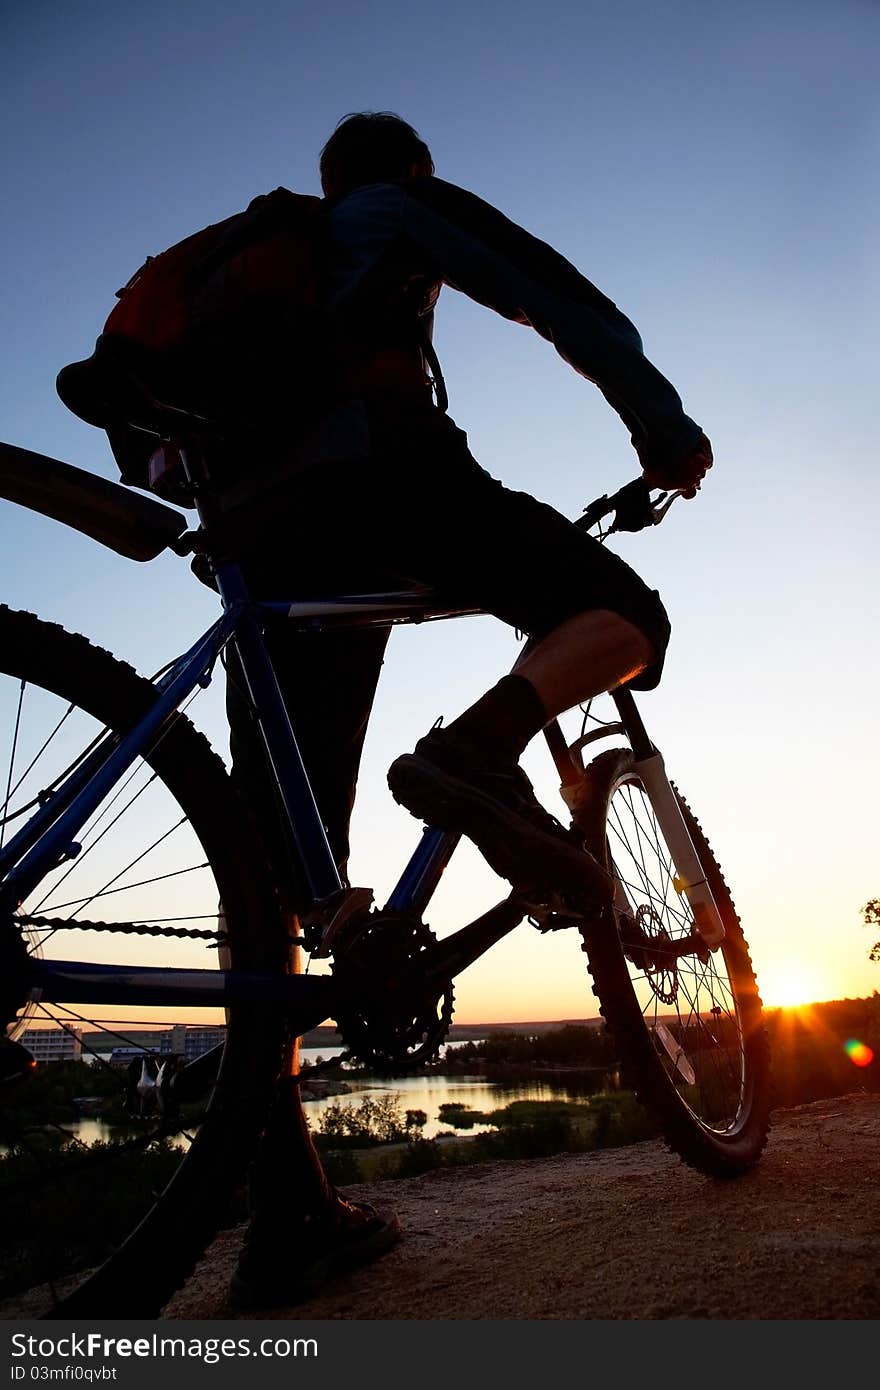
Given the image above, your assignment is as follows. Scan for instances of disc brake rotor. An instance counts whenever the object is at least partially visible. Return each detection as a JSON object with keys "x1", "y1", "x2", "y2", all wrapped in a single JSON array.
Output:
[{"x1": 621, "y1": 903, "x2": 679, "y2": 1005}]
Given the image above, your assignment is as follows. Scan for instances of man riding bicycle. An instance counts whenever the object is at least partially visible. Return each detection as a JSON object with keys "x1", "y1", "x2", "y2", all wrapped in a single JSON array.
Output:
[
  {"x1": 58, "y1": 110, "x2": 711, "y2": 1306},
  {"x1": 217, "y1": 110, "x2": 711, "y2": 1306},
  {"x1": 230, "y1": 111, "x2": 710, "y2": 906}
]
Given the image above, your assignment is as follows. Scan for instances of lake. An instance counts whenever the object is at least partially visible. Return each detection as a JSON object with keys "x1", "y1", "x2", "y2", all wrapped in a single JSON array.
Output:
[
  {"x1": 67, "y1": 1043, "x2": 596, "y2": 1144},
  {"x1": 301, "y1": 1069, "x2": 596, "y2": 1138}
]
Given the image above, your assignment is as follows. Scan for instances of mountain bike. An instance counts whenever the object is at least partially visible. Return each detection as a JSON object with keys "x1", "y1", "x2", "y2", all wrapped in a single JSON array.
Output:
[{"x1": 0, "y1": 396, "x2": 771, "y2": 1318}]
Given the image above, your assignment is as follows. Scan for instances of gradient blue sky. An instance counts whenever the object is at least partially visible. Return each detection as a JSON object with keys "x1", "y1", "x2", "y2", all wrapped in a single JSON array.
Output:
[{"x1": 2, "y1": 0, "x2": 878, "y2": 1018}]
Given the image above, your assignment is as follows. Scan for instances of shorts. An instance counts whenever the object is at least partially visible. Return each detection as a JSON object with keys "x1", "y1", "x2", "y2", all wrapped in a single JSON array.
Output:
[
  {"x1": 233, "y1": 403, "x2": 671, "y2": 682},
  {"x1": 224, "y1": 402, "x2": 670, "y2": 888}
]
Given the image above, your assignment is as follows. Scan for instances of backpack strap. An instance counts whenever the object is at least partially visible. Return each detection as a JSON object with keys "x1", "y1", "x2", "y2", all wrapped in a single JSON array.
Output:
[{"x1": 419, "y1": 323, "x2": 448, "y2": 413}]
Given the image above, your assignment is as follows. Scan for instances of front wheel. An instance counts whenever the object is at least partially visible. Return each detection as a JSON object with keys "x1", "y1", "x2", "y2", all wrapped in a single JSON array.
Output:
[{"x1": 574, "y1": 747, "x2": 771, "y2": 1177}]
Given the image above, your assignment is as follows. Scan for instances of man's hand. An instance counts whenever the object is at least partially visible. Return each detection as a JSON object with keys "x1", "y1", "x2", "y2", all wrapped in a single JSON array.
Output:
[{"x1": 641, "y1": 433, "x2": 713, "y2": 499}]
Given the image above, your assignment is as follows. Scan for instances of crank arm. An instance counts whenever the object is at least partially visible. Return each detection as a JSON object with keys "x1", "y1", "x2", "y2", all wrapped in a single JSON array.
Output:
[{"x1": 415, "y1": 895, "x2": 528, "y2": 986}]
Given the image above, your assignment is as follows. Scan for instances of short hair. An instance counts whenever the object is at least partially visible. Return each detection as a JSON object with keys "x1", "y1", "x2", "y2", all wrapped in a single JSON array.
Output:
[{"x1": 319, "y1": 111, "x2": 434, "y2": 199}]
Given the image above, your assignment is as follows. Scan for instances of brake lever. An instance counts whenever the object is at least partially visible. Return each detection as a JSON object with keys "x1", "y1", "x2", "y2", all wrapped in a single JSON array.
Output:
[
  {"x1": 577, "y1": 479, "x2": 683, "y2": 535},
  {"x1": 645, "y1": 489, "x2": 680, "y2": 525}
]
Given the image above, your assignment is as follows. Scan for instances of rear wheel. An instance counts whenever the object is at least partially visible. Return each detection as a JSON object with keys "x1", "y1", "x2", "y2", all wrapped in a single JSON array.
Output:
[
  {"x1": 0, "y1": 606, "x2": 288, "y2": 1315},
  {"x1": 575, "y1": 747, "x2": 771, "y2": 1176}
]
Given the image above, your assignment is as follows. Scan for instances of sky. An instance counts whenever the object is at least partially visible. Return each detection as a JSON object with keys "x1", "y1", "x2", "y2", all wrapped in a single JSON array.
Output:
[{"x1": 1, "y1": 0, "x2": 879, "y2": 1024}]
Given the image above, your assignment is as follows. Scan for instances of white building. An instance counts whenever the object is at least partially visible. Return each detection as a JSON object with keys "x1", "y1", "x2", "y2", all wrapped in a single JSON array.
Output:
[
  {"x1": 169, "y1": 1024, "x2": 226, "y2": 1061},
  {"x1": 20, "y1": 1026, "x2": 82, "y2": 1063}
]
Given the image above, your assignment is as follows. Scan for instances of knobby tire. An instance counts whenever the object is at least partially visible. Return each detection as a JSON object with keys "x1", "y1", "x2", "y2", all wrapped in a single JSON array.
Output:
[{"x1": 575, "y1": 746, "x2": 771, "y2": 1177}]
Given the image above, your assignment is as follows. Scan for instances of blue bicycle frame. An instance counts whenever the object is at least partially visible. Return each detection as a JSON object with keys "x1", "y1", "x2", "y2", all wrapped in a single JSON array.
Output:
[
  {"x1": 1, "y1": 551, "x2": 502, "y2": 1032},
  {"x1": 1, "y1": 436, "x2": 675, "y2": 1043}
]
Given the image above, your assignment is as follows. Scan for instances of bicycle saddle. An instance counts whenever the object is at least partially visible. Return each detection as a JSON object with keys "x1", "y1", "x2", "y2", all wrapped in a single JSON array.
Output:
[{"x1": 57, "y1": 334, "x2": 221, "y2": 490}]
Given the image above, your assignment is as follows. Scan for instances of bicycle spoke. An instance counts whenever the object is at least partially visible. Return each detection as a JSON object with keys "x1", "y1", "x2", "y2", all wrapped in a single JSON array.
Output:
[
  {"x1": 39, "y1": 863, "x2": 212, "y2": 916},
  {"x1": 601, "y1": 771, "x2": 754, "y2": 1133},
  {"x1": 32, "y1": 787, "x2": 178, "y2": 918},
  {"x1": 0, "y1": 607, "x2": 285, "y2": 1313},
  {"x1": 1, "y1": 679, "x2": 25, "y2": 851}
]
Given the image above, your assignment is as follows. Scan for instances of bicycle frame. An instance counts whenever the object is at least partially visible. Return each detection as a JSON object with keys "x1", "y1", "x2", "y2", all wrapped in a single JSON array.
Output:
[
  {"x1": 0, "y1": 556, "x2": 524, "y2": 1033},
  {"x1": 2, "y1": 500, "x2": 725, "y2": 1045}
]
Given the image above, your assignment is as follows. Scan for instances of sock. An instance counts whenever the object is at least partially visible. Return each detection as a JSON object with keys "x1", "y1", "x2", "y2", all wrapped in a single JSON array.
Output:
[{"x1": 443, "y1": 674, "x2": 547, "y2": 764}]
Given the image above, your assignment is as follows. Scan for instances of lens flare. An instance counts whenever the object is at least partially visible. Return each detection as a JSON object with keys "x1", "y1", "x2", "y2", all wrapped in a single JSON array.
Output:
[{"x1": 844, "y1": 1038, "x2": 874, "y2": 1068}]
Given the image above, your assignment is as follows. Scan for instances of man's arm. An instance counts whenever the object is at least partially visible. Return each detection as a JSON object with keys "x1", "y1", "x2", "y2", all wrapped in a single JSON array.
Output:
[
  {"x1": 330, "y1": 178, "x2": 711, "y2": 486},
  {"x1": 405, "y1": 178, "x2": 708, "y2": 473}
]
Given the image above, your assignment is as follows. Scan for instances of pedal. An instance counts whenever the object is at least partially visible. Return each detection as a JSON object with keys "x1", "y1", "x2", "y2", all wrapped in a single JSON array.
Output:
[
  {"x1": 530, "y1": 913, "x2": 586, "y2": 933},
  {"x1": 526, "y1": 898, "x2": 587, "y2": 932}
]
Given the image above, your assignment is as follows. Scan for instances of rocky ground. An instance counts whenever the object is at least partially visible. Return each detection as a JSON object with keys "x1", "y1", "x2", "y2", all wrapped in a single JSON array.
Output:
[{"x1": 165, "y1": 1092, "x2": 880, "y2": 1321}]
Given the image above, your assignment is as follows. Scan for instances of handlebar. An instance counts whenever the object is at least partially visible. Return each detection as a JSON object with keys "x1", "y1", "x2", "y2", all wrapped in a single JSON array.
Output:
[{"x1": 576, "y1": 477, "x2": 681, "y2": 537}]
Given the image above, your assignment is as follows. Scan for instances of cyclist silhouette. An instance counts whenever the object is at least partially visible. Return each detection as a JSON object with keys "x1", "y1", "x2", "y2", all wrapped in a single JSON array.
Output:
[{"x1": 220, "y1": 111, "x2": 712, "y2": 1307}]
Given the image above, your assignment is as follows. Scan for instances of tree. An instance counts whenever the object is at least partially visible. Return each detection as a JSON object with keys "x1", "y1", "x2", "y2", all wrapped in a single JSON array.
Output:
[{"x1": 863, "y1": 899, "x2": 880, "y2": 962}]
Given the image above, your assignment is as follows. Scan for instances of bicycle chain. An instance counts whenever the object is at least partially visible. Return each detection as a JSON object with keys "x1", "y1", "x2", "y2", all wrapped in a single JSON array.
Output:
[{"x1": 14, "y1": 913, "x2": 226, "y2": 942}]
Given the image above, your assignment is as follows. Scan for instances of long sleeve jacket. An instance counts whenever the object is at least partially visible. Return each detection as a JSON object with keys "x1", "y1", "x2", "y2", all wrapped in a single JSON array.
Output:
[{"x1": 326, "y1": 176, "x2": 704, "y2": 467}]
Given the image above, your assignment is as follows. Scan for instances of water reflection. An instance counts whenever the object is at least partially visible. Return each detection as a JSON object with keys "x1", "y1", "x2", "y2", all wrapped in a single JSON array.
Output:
[
  {"x1": 60, "y1": 1117, "x2": 119, "y2": 1146},
  {"x1": 55, "y1": 1046, "x2": 598, "y2": 1145},
  {"x1": 302, "y1": 1068, "x2": 594, "y2": 1138}
]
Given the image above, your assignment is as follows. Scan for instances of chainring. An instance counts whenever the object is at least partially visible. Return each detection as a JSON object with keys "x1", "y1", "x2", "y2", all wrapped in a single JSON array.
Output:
[{"x1": 331, "y1": 912, "x2": 454, "y2": 1070}]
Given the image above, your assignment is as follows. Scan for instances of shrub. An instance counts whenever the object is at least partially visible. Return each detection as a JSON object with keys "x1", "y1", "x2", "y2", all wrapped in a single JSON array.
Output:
[
  {"x1": 485, "y1": 1099, "x2": 590, "y2": 1127},
  {"x1": 474, "y1": 1114, "x2": 577, "y2": 1161},
  {"x1": 437, "y1": 1103, "x2": 488, "y2": 1130},
  {"x1": 393, "y1": 1138, "x2": 447, "y2": 1178},
  {"x1": 314, "y1": 1094, "x2": 410, "y2": 1148},
  {"x1": 589, "y1": 1091, "x2": 655, "y2": 1148},
  {"x1": 319, "y1": 1147, "x2": 363, "y2": 1185}
]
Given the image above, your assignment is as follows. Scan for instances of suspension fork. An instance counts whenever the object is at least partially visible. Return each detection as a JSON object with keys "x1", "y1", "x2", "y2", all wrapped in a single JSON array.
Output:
[{"x1": 544, "y1": 690, "x2": 726, "y2": 949}]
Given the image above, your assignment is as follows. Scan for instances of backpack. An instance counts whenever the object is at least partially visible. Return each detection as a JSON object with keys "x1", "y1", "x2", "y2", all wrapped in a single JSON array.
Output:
[{"x1": 102, "y1": 187, "x2": 330, "y2": 434}]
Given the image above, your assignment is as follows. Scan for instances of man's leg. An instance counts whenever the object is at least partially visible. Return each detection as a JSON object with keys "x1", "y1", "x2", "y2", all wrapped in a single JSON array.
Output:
[
  {"x1": 226, "y1": 622, "x2": 390, "y2": 888},
  {"x1": 230, "y1": 1071, "x2": 400, "y2": 1310},
  {"x1": 378, "y1": 417, "x2": 670, "y2": 906},
  {"x1": 441, "y1": 608, "x2": 654, "y2": 764},
  {"x1": 512, "y1": 608, "x2": 655, "y2": 712},
  {"x1": 224, "y1": 582, "x2": 398, "y2": 1307},
  {"x1": 387, "y1": 610, "x2": 654, "y2": 903}
]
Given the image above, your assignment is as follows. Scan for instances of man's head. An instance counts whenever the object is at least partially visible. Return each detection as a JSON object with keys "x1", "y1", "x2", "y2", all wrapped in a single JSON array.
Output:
[{"x1": 319, "y1": 112, "x2": 434, "y2": 200}]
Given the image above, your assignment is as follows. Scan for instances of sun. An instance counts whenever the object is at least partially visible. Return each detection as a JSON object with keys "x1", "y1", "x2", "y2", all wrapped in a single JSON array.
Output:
[{"x1": 761, "y1": 965, "x2": 823, "y2": 1009}]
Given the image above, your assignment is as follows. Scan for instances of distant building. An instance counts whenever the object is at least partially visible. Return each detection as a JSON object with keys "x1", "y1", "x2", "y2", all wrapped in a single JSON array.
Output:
[
  {"x1": 108, "y1": 1045, "x2": 156, "y2": 1067},
  {"x1": 20, "y1": 1027, "x2": 82, "y2": 1063},
  {"x1": 66, "y1": 1024, "x2": 227, "y2": 1068},
  {"x1": 171, "y1": 1025, "x2": 226, "y2": 1061}
]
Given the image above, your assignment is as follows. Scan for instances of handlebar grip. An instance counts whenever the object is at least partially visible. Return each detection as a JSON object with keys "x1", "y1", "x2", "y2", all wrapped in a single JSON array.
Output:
[
  {"x1": 575, "y1": 494, "x2": 614, "y2": 531},
  {"x1": 576, "y1": 477, "x2": 658, "y2": 534},
  {"x1": 609, "y1": 477, "x2": 657, "y2": 532}
]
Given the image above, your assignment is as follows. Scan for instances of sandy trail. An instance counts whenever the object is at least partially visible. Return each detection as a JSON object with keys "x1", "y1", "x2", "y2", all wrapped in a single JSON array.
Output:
[{"x1": 160, "y1": 1093, "x2": 880, "y2": 1321}]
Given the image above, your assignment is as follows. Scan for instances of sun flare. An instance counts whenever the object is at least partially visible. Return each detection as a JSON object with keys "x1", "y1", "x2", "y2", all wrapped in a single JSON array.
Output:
[{"x1": 762, "y1": 966, "x2": 824, "y2": 1010}]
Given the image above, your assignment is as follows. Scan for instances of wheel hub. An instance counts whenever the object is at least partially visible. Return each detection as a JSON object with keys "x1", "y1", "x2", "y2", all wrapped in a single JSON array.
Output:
[{"x1": 619, "y1": 904, "x2": 679, "y2": 1004}]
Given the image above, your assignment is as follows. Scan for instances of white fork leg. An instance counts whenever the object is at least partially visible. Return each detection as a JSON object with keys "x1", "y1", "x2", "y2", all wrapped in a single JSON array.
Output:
[{"x1": 629, "y1": 751, "x2": 726, "y2": 949}]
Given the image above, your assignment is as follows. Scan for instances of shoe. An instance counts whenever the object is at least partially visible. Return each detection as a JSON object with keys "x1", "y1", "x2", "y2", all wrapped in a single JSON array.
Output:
[
  {"x1": 387, "y1": 726, "x2": 610, "y2": 908},
  {"x1": 227, "y1": 1197, "x2": 401, "y2": 1310}
]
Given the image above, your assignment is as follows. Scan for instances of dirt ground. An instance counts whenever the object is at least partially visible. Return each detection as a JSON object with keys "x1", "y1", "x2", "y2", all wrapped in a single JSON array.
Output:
[
  {"x1": 4, "y1": 1093, "x2": 878, "y2": 1322},
  {"x1": 161, "y1": 1092, "x2": 880, "y2": 1321}
]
